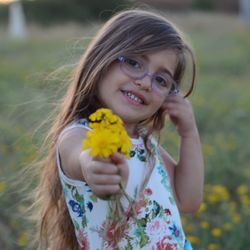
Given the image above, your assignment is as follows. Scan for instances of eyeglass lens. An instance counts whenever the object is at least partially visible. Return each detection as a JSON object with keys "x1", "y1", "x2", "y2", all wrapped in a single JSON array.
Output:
[{"x1": 118, "y1": 56, "x2": 179, "y2": 97}]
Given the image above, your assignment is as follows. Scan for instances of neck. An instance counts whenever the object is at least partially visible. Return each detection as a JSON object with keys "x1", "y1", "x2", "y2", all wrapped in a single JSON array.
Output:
[{"x1": 124, "y1": 123, "x2": 139, "y2": 138}]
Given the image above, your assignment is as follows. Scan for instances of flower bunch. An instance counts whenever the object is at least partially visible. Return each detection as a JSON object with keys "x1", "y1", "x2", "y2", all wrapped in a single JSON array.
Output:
[
  {"x1": 82, "y1": 108, "x2": 131, "y2": 159},
  {"x1": 82, "y1": 108, "x2": 134, "y2": 245}
]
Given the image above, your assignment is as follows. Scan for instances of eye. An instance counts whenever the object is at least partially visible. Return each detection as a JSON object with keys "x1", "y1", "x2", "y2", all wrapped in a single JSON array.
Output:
[
  {"x1": 124, "y1": 57, "x2": 142, "y2": 70},
  {"x1": 154, "y1": 75, "x2": 171, "y2": 88}
]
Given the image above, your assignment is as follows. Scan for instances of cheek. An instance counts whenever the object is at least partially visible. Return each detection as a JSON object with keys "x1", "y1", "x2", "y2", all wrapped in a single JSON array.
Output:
[
  {"x1": 98, "y1": 68, "x2": 124, "y2": 91},
  {"x1": 152, "y1": 96, "x2": 166, "y2": 110}
]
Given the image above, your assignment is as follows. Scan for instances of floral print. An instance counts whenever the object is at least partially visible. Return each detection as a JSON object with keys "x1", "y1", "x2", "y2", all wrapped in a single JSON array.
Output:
[
  {"x1": 130, "y1": 143, "x2": 146, "y2": 161},
  {"x1": 57, "y1": 120, "x2": 186, "y2": 249}
]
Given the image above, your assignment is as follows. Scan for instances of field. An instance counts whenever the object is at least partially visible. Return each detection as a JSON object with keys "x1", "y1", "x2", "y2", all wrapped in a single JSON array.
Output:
[{"x1": 0, "y1": 11, "x2": 250, "y2": 249}]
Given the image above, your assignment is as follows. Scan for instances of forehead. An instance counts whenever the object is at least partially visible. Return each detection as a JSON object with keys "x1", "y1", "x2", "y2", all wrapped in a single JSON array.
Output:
[{"x1": 141, "y1": 50, "x2": 178, "y2": 76}]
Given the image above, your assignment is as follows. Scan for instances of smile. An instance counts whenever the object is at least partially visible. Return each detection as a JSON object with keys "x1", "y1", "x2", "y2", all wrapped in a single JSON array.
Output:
[{"x1": 122, "y1": 90, "x2": 145, "y2": 104}]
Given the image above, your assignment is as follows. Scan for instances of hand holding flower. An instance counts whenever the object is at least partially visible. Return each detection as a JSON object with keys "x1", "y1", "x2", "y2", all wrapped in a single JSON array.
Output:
[
  {"x1": 81, "y1": 108, "x2": 135, "y2": 243},
  {"x1": 81, "y1": 108, "x2": 133, "y2": 202},
  {"x1": 79, "y1": 150, "x2": 129, "y2": 199}
]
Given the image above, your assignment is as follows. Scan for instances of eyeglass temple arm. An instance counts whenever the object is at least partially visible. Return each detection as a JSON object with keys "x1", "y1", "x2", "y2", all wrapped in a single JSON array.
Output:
[{"x1": 169, "y1": 82, "x2": 180, "y2": 96}]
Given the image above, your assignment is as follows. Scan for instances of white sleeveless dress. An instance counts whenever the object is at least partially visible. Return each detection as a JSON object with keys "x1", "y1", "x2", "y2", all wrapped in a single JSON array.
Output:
[{"x1": 56, "y1": 119, "x2": 186, "y2": 250}]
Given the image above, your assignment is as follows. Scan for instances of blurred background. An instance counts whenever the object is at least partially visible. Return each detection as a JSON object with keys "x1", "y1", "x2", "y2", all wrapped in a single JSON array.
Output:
[{"x1": 0, "y1": 0, "x2": 250, "y2": 249}]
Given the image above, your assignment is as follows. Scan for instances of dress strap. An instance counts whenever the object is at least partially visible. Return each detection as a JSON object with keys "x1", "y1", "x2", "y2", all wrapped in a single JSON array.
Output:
[{"x1": 56, "y1": 119, "x2": 90, "y2": 185}]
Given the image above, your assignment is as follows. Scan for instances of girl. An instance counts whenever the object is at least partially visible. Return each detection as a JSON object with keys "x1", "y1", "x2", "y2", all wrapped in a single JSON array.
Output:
[{"x1": 33, "y1": 9, "x2": 204, "y2": 250}]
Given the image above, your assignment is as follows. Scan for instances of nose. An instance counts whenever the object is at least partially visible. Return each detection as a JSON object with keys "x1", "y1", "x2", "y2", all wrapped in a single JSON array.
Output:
[{"x1": 134, "y1": 73, "x2": 152, "y2": 91}]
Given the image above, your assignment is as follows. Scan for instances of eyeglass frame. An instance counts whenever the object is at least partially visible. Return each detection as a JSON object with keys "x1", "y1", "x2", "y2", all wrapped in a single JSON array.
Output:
[{"x1": 117, "y1": 55, "x2": 180, "y2": 97}]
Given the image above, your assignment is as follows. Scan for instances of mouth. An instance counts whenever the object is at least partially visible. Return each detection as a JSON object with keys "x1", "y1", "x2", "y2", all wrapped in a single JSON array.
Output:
[{"x1": 121, "y1": 90, "x2": 146, "y2": 105}]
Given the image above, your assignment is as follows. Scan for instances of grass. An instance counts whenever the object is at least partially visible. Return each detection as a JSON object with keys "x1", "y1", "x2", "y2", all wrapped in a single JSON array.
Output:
[{"x1": 0, "y1": 11, "x2": 250, "y2": 249}]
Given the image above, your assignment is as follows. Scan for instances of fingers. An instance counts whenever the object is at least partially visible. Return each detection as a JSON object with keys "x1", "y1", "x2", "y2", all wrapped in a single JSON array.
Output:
[
  {"x1": 111, "y1": 152, "x2": 129, "y2": 186},
  {"x1": 93, "y1": 185, "x2": 121, "y2": 198},
  {"x1": 91, "y1": 173, "x2": 121, "y2": 185},
  {"x1": 92, "y1": 161, "x2": 119, "y2": 175},
  {"x1": 163, "y1": 96, "x2": 192, "y2": 115},
  {"x1": 80, "y1": 150, "x2": 129, "y2": 198}
]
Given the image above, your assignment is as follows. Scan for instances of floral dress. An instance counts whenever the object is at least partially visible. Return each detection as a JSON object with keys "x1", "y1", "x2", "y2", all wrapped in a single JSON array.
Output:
[{"x1": 56, "y1": 119, "x2": 188, "y2": 250}]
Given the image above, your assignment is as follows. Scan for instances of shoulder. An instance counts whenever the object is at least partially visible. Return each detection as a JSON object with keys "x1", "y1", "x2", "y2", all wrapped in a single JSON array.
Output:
[
  {"x1": 57, "y1": 120, "x2": 89, "y2": 180},
  {"x1": 158, "y1": 145, "x2": 176, "y2": 169},
  {"x1": 59, "y1": 127, "x2": 87, "y2": 151},
  {"x1": 58, "y1": 120, "x2": 89, "y2": 153}
]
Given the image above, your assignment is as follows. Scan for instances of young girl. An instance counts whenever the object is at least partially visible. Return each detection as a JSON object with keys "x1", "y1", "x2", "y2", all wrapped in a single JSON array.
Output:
[{"x1": 33, "y1": 9, "x2": 204, "y2": 250}]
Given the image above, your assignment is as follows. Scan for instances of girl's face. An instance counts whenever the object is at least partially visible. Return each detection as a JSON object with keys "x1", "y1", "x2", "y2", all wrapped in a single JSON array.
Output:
[{"x1": 97, "y1": 49, "x2": 177, "y2": 136}]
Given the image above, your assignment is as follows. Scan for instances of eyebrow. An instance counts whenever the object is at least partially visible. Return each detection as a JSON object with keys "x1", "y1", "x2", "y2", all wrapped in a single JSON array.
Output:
[{"x1": 141, "y1": 54, "x2": 174, "y2": 78}]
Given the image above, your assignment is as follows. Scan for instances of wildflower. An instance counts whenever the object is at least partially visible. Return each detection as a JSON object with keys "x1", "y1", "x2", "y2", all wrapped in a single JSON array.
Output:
[
  {"x1": 89, "y1": 108, "x2": 123, "y2": 125},
  {"x1": 206, "y1": 184, "x2": 230, "y2": 204},
  {"x1": 207, "y1": 243, "x2": 218, "y2": 250},
  {"x1": 82, "y1": 108, "x2": 132, "y2": 159},
  {"x1": 17, "y1": 232, "x2": 27, "y2": 247},
  {"x1": 212, "y1": 185, "x2": 230, "y2": 201},
  {"x1": 82, "y1": 108, "x2": 133, "y2": 242},
  {"x1": 181, "y1": 217, "x2": 187, "y2": 226},
  {"x1": 83, "y1": 129, "x2": 119, "y2": 158},
  {"x1": 223, "y1": 223, "x2": 232, "y2": 231},
  {"x1": 187, "y1": 235, "x2": 200, "y2": 245},
  {"x1": 211, "y1": 228, "x2": 222, "y2": 237},
  {"x1": 0, "y1": 181, "x2": 6, "y2": 193},
  {"x1": 186, "y1": 224, "x2": 193, "y2": 234},
  {"x1": 236, "y1": 185, "x2": 249, "y2": 195},
  {"x1": 196, "y1": 202, "x2": 206, "y2": 215},
  {"x1": 200, "y1": 221, "x2": 209, "y2": 229}
]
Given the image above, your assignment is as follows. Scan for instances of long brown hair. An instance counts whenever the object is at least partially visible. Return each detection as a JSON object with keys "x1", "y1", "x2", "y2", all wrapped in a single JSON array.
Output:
[{"x1": 31, "y1": 9, "x2": 196, "y2": 249}]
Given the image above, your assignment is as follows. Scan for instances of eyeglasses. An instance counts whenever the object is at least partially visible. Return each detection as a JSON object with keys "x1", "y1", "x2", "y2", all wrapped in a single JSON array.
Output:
[{"x1": 118, "y1": 56, "x2": 179, "y2": 97}]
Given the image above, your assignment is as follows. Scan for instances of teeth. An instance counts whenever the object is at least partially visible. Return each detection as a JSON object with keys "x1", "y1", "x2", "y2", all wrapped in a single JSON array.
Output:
[{"x1": 125, "y1": 91, "x2": 143, "y2": 104}]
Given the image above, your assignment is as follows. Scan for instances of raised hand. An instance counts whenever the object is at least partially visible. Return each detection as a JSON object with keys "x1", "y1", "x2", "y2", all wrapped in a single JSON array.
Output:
[{"x1": 163, "y1": 95, "x2": 198, "y2": 138}]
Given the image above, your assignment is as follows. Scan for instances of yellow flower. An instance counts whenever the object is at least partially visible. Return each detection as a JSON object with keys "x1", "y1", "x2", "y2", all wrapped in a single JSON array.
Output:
[
  {"x1": 82, "y1": 108, "x2": 131, "y2": 159},
  {"x1": 83, "y1": 108, "x2": 134, "y2": 240},
  {"x1": 181, "y1": 217, "x2": 187, "y2": 226},
  {"x1": 186, "y1": 224, "x2": 193, "y2": 233},
  {"x1": 119, "y1": 130, "x2": 132, "y2": 159},
  {"x1": 0, "y1": 181, "x2": 6, "y2": 193},
  {"x1": 187, "y1": 235, "x2": 200, "y2": 245},
  {"x1": 202, "y1": 144, "x2": 215, "y2": 157},
  {"x1": 206, "y1": 184, "x2": 230, "y2": 204},
  {"x1": 211, "y1": 228, "x2": 222, "y2": 237},
  {"x1": 212, "y1": 185, "x2": 230, "y2": 200},
  {"x1": 232, "y1": 213, "x2": 241, "y2": 224},
  {"x1": 207, "y1": 194, "x2": 219, "y2": 204},
  {"x1": 207, "y1": 243, "x2": 218, "y2": 250},
  {"x1": 197, "y1": 202, "x2": 206, "y2": 215},
  {"x1": 83, "y1": 129, "x2": 119, "y2": 158},
  {"x1": 223, "y1": 223, "x2": 232, "y2": 231},
  {"x1": 17, "y1": 232, "x2": 27, "y2": 247},
  {"x1": 200, "y1": 221, "x2": 209, "y2": 229},
  {"x1": 237, "y1": 185, "x2": 249, "y2": 195},
  {"x1": 89, "y1": 108, "x2": 123, "y2": 125}
]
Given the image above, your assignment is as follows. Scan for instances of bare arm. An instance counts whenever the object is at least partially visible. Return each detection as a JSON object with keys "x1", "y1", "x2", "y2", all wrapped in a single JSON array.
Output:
[
  {"x1": 58, "y1": 127, "x2": 129, "y2": 198},
  {"x1": 175, "y1": 131, "x2": 204, "y2": 213},
  {"x1": 58, "y1": 127, "x2": 86, "y2": 181},
  {"x1": 162, "y1": 96, "x2": 204, "y2": 213}
]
